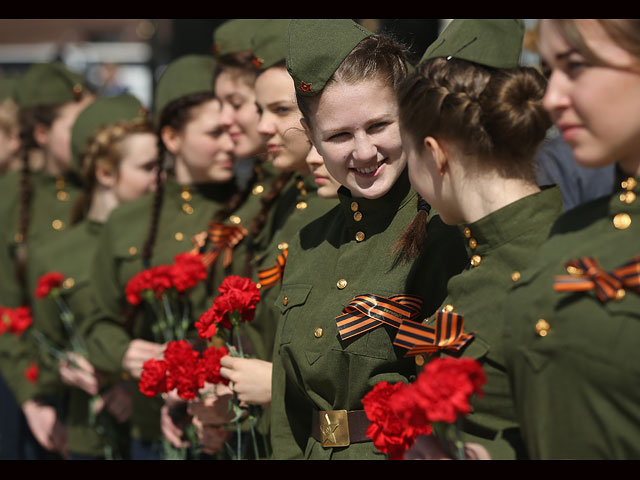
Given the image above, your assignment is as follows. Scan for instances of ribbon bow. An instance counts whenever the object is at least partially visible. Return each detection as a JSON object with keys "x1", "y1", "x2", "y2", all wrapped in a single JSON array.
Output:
[
  {"x1": 393, "y1": 309, "x2": 474, "y2": 356},
  {"x1": 257, "y1": 249, "x2": 288, "y2": 290},
  {"x1": 336, "y1": 294, "x2": 423, "y2": 341},
  {"x1": 190, "y1": 222, "x2": 247, "y2": 269},
  {"x1": 554, "y1": 256, "x2": 640, "y2": 302}
]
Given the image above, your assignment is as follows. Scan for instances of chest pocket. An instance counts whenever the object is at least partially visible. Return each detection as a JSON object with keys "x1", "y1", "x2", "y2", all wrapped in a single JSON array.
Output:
[{"x1": 275, "y1": 283, "x2": 313, "y2": 345}]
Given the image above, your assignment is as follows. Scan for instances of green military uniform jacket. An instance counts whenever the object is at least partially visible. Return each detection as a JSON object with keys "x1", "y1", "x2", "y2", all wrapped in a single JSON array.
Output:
[
  {"x1": 25, "y1": 219, "x2": 129, "y2": 457},
  {"x1": 503, "y1": 171, "x2": 640, "y2": 459},
  {"x1": 83, "y1": 177, "x2": 236, "y2": 442},
  {"x1": 412, "y1": 187, "x2": 562, "y2": 460},
  {"x1": 270, "y1": 170, "x2": 468, "y2": 459},
  {"x1": 0, "y1": 169, "x2": 81, "y2": 400}
]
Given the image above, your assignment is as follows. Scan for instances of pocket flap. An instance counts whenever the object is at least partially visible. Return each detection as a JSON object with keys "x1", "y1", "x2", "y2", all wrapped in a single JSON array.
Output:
[{"x1": 275, "y1": 283, "x2": 313, "y2": 314}]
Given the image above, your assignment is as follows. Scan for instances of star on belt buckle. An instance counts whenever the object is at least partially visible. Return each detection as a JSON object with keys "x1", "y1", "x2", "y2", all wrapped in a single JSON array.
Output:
[{"x1": 319, "y1": 410, "x2": 350, "y2": 448}]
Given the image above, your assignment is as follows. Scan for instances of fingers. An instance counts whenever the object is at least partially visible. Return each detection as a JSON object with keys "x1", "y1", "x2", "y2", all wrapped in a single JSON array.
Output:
[{"x1": 160, "y1": 404, "x2": 186, "y2": 449}]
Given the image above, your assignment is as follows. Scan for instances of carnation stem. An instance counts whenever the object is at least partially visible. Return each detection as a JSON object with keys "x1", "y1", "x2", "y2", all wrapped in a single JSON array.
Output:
[
  {"x1": 162, "y1": 294, "x2": 176, "y2": 341},
  {"x1": 454, "y1": 417, "x2": 465, "y2": 460},
  {"x1": 54, "y1": 295, "x2": 87, "y2": 356}
]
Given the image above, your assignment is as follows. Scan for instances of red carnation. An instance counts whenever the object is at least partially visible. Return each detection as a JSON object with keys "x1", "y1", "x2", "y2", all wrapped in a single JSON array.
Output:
[
  {"x1": 199, "y1": 345, "x2": 230, "y2": 385},
  {"x1": 410, "y1": 357, "x2": 486, "y2": 424},
  {"x1": 170, "y1": 252, "x2": 207, "y2": 293},
  {"x1": 139, "y1": 358, "x2": 169, "y2": 397},
  {"x1": 125, "y1": 269, "x2": 154, "y2": 305},
  {"x1": 34, "y1": 271, "x2": 65, "y2": 299},
  {"x1": 164, "y1": 340, "x2": 206, "y2": 400},
  {"x1": 216, "y1": 275, "x2": 260, "y2": 323},
  {"x1": 0, "y1": 306, "x2": 33, "y2": 336},
  {"x1": 24, "y1": 363, "x2": 39, "y2": 383},
  {"x1": 363, "y1": 381, "x2": 431, "y2": 460},
  {"x1": 149, "y1": 265, "x2": 173, "y2": 298},
  {"x1": 195, "y1": 302, "x2": 222, "y2": 339}
]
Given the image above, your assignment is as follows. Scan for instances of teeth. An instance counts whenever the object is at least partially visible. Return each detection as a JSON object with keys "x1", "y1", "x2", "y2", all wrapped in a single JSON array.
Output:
[{"x1": 355, "y1": 164, "x2": 378, "y2": 174}]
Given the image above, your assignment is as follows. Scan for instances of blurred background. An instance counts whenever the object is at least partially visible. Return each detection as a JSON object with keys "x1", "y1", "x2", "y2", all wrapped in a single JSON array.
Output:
[{"x1": 0, "y1": 19, "x2": 541, "y2": 110}]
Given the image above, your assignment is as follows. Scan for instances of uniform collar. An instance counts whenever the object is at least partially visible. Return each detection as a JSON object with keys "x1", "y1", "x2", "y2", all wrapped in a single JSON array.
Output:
[
  {"x1": 164, "y1": 176, "x2": 237, "y2": 205},
  {"x1": 458, "y1": 185, "x2": 563, "y2": 261},
  {"x1": 608, "y1": 166, "x2": 640, "y2": 227},
  {"x1": 337, "y1": 168, "x2": 415, "y2": 239}
]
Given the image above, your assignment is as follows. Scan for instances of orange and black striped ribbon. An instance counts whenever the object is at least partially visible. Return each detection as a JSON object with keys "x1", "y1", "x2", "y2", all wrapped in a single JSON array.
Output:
[
  {"x1": 336, "y1": 294, "x2": 423, "y2": 341},
  {"x1": 393, "y1": 309, "x2": 474, "y2": 356},
  {"x1": 191, "y1": 222, "x2": 248, "y2": 269},
  {"x1": 257, "y1": 249, "x2": 288, "y2": 290},
  {"x1": 554, "y1": 256, "x2": 640, "y2": 302}
]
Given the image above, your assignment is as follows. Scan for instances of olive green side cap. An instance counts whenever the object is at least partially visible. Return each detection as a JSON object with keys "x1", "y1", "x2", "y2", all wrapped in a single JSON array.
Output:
[
  {"x1": 213, "y1": 19, "x2": 271, "y2": 56},
  {"x1": 71, "y1": 93, "x2": 147, "y2": 172},
  {"x1": 421, "y1": 19, "x2": 525, "y2": 69},
  {"x1": 14, "y1": 62, "x2": 87, "y2": 107},
  {"x1": 0, "y1": 76, "x2": 19, "y2": 101},
  {"x1": 154, "y1": 54, "x2": 216, "y2": 120},
  {"x1": 286, "y1": 19, "x2": 373, "y2": 97},
  {"x1": 250, "y1": 19, "x2": 291, "y2": 71}
]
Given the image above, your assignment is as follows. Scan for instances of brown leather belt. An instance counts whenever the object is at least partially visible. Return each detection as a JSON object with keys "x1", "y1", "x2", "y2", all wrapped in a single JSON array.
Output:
[{"x1": 311, "y1": 409, "x2": 371, "y2": 448}]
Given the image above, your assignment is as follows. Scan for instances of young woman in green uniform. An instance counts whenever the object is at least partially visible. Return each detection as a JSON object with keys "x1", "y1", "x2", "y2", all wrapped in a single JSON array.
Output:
[
  {"x1": 0, "y1": 62, "x2": 94, "y2": 459},
  {"x1": 24, "y1": 94, "x2": 157, "y2": 460},
  {"x1": 502, "y1": 19, "x2": 640, "y2": 460},
  {"x1": 188, "y1": 20, "x2": 340, "y2": 456},
  {"x1": 81, "y1": 55, "x2": 236, "y2": 460},
  {"x1": 391, "y1": 19, "x2": 563, "y2": 460},
  {"x1": 268, "y1": 19, "x2": 467, "y2": 460}
]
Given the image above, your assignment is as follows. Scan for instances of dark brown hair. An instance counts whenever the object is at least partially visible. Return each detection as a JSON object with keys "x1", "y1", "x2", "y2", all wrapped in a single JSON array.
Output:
[
  {"x1": 70, "y1": 117, "x2": 155, "y2": 225},
  {"x1": 213, "y1": 51, "x2": 259, "y2": 88}
]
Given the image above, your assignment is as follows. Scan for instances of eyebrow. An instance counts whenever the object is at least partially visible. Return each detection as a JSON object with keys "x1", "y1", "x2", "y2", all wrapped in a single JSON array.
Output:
[{"x1": 321, "y1": 114, "x2": 393, "y2": 137}]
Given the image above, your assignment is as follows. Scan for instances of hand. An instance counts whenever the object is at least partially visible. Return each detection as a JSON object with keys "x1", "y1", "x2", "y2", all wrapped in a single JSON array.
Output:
[
  {"x1": 22, "y1": 400, "x2": 68, "y2": 456},
  {"x1": 403, "y1": 434, "x2": 491, "y2": 460},
  {"x1": 192, "y1": 417, "x2": 233, "y2": 455},
  {"x1": 186, "y1": 387, "x2": 234, "y2": 426},
  {"x1": 59, "y1": 351, "x2": 100, "y2": 395},
  {"x1": 160, "y1": 401, "x2": 187, "y2": 449},
  {"x1": 219, "y1": 357, "x2": 272, "y2": 407},
  {"x1": 121, "y1": 339, "x2": 165, "y2": 379},
  {"x1": 93, "y1": 382, "x2": 132, "y2": 423}
]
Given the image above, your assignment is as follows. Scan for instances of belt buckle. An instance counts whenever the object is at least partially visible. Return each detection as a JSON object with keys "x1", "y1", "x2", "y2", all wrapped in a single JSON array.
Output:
[{"x1": 319, "y1": 410, "x2": 350, "y2": 448}]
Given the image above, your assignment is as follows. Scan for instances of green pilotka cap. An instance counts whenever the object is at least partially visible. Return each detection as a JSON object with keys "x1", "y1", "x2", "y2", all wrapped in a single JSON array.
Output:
[
  {"x1": 71, "y1": 93, "x2": 148, "y2": 172},
  {"x1": 286, "y1": 19, "x2": 373, "y2": 97},
  {"x1": 213, "y1": 19, "x2": 271, "y2": 56},
  {"x1": 421, "y1": 19, "x2": 525, "y2": 69},
  {"x1": 250, "y1": 19, "x2": 291, "y2": 71},
  {"x1": 0, "y1": 76, "x2": 18, "y2": 101},
  {"x1": 154, "y1": 54, "x2": 216, "y2": 121},
  {"x1": 13, "y1": 62, "x2": 87, "y2": 108}
]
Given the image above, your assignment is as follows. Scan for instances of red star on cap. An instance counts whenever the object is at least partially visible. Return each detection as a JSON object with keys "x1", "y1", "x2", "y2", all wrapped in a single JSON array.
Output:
[
  {"x1": 298, "y1": 81, "x2": 313, "y2": 93},
  {"x1": 252, "y1": 57, "x2": 264, "y2": 69}
]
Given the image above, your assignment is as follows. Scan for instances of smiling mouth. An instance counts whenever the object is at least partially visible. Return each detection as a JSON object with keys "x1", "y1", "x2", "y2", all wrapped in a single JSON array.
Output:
[{"x1": 352, "y1": 160, "x2": 385, "y2": 176}]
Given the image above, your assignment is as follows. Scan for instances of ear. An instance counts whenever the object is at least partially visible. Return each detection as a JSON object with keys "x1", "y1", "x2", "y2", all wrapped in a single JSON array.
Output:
[
  {"x1": 32, "y1": 123, "x2": 50, "y2": 148},
  {"x1": 424, "y1": 136, "x2": 449, "y2": 177},
  {"x1": 160, "y1": 125, "x2": 181, "y2": 155},
  {"x1": 95, "y1": 163, "x2": 117, "y2": 188}
]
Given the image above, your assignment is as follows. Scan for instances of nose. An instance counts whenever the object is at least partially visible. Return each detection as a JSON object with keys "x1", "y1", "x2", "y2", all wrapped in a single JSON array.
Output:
[
  {"x1": 352, "y1": 133, "x2": 377, "y2": 163},
  {"x1": 542, "y1": 70, "x2": 570, "y2": 118},
  {"x1": 218, "y1": 103, "x2": 234, "y2": 128},
  {"x1": 257, "y1": 111, "x2": 276, "y2": 137},
  {"x1": 305, "y1": 144, "x2": 322, "y2": 168},
  {"x1": 220, "y1": 131, "x2": 235, "y2": 153}
]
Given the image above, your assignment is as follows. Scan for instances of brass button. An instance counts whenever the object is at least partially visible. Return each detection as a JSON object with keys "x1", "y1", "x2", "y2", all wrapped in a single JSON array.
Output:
[
  {"x1": 355, "y1": 231, "x2": 365, "y2": 242},
  {"x1": 296, "y1": 201, "x2": 308, "y2": 210},
  {"x1": 443, "y1": 304, "x2": 454, "y2": 312},
  {"x1": 350, "y1": 201, "x2": 359, "y2": 212},
  {"x1": 181, "y1": 189, "x2": 192, "y2": 201},
  {"x1": 73, "y1": 84, "x2": 83, "y2": 95},
  {"x1": 175, "y1": 232, "x2": 184, "y2": 241},
  {"x1": 616, "y1": 289, "x2": 626, "y2": 301},
  {"x1": 566, "y1": 265, "x2": 583, "y2": 275},
  {"x1": 353, "y1": 211, "x2": 363, "y2": 222},
  {"x1": 535, "y1": 319, "x2": 550, "y2": 337},
  {"x1": 314, "y1": 328, "x2": 323, "y2": 338},
  {"x1": 621, "y1": 177, "x2": 638, "y2": 190},
  {"x1": 511, "y1": 271, "x2": 521, "y2": 282},
  {"x1": 252, "y1": 184, "x2": 264, "y2": 195},
  {"x1": 52, "y1": 219, "x2": 64, "y2": 230},
  {"x1": 613, "y1": 213, "x2": 631, "y2": 230},
  {"x1": 463, "y1": 227, "x2": 471, "y2": 238},
  {"x1": 229, "y1": 215, "x2": 241, "y2": 224},
  {"x1": 277, "y1": 242, "x2": 289, "y2": 250},
  {"x1": 620, "y1": 191, "x2": 636, "y2": 204},
  {"x1": 282, "y1": 296, "x2": 289, "y2": 306},
  {"x1": 55, "y1": 177, "x2": 66, "y2": 189},
  {"x1": 415, "y1": 355, "x2": 425, "y2": 366},
  {"x1": 129, "y1": 246, "x2": 137, "y2": 256},
  {"x1": 256, "y1": 282, "x2": 262, "y2": 289},
  {"x1": 56, "y1": 191, "x2": 69, "y2": 201},
  {"x1": 300, "y1": 188, "x2": 308, "y2": 196},
  {"x1": 182, "y1": 204, "x2": 194, "y2": 214},
  {"x1": 14, "y1": 232, "x2": 23, "y2": 243},
  {"x1": 62, "y1": 278, "x2": 75, "y2": 289},
  {"x1": 297, "y1": 180, "x2": 305, "y2": 189},
  {"x1": 470, "y1": 254, "x2": 482, "y2": 267},
  {"x1": 468, "y1": 238, "x2": 477, "y2": 249},
  {"x1": 336, "y1": 279, "x2": 347, "y2": 289}
]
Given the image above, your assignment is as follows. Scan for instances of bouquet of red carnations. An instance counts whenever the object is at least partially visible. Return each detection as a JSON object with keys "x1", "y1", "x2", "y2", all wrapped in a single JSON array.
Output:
[{"x1": 362, "y1": 357, "x2": 486, "y2": 460}]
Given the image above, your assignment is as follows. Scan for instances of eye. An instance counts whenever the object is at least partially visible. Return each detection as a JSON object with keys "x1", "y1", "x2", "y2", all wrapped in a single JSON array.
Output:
[
  {"x1": 368, "y1": 122, "x2": 388, "y2": 133},
  {"x1": 327, "y1": 132, "x2": 348, "y2": 141},
  {"x1": 540, "y1": 60, "x2": 551, "y2": 79}
]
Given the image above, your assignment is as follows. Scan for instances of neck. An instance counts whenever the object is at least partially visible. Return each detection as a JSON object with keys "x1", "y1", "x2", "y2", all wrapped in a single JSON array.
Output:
[
  {"x1": 618, "y1": 155, "x2": 640, "y2": 178},
  {"x1": 454, "y1": 172, "x2": 540, "y2": 225},
  {"x1": 173, "y1": 156, "x2": 225, "y2": 185},
  {"x1": 86, "y1": 185, "x2": 119, "y2": 223},
  {"x1": 42, "y1": 155, "x2": 66, "y2": 177}
]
